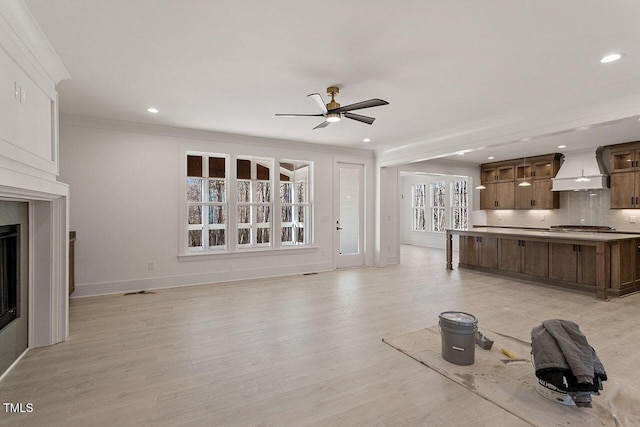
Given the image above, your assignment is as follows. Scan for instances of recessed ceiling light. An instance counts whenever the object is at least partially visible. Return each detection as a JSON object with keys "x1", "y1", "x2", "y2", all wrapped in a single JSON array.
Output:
[
  {"x1": 362, "y1": 138, "x2": 371, "y2": 142},
  {"x1": 488, "y1": 156, "x2": 495, "y2": 160},
  {"x1": 600, "y1": 53, "x2": 622, "y2": 63},
  {"x1": 146, "y1": 107, "x2": 159, "y2": 114},
  {"x1": 558, "y1": 145, "x2": 567, "y2": 149},
  {"x1": 457, "y1": 152, "x2": 465, "y2": 156}
]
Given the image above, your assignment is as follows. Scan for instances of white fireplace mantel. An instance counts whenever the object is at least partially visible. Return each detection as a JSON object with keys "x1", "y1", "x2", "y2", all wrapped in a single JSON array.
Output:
[{"x1": 0, "y1": 0, "x2": 71, "y2": 353}]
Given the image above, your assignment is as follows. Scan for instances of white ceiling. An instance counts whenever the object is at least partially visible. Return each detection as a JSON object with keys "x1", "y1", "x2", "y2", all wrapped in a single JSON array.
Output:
[{"x1": 23, "y1": 0, "x2": 640, "y2": 163}]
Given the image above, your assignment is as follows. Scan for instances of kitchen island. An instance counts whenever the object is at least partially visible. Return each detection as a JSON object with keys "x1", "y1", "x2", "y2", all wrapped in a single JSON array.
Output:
[{"x1": 446, "y1": 227, "x2": 640, "y2": 299}]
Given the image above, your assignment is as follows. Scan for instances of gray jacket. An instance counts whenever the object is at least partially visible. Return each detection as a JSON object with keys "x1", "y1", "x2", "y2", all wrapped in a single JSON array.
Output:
[{"x1": 531, "y1": 319, "x2": 606, "y2": 385}]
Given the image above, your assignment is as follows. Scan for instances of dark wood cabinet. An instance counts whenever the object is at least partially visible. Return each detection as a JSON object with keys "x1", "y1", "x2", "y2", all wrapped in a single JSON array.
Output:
[
  {"x1": 480, "y1": 182, "x2": 515, "y2": 210},
  {"x1": 450, "y1": 229, "x2": 639, "y2": 299},
  {"x1": 523, "y1": 240, "x2": 549, "y2": 277},
  {"x1": 610, "y1": 171, "x2": 639, "y2": 209},
  {"x1": 480, "y1": 153, "x2": 560, "y2": 210},
  {"x1": 549, "y1": 242, "x2": 596, "y2": 286},
  {"x1": 610, "y1": 239, "x2": 640, "y2": 294},
  {"x1": 459, "y1": 235, "x2": 497, "y2": 269},
  {"x1": 498, "y1": 239, "x2": 548, "y2": 277},
  {"x1": 533, "y1": 179, "x2": 557, "y2": 209},
  {"x1": 608, "y1": 143, "x2": 640, "y2": 209}
]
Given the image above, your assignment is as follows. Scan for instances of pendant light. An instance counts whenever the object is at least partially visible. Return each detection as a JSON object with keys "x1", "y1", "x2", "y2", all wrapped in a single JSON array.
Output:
[{"x1": 518, "y1": 141, "x2": 531, "y2": 187}]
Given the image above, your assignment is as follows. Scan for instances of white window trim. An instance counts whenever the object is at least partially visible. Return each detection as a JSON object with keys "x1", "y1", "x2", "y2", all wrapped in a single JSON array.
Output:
[
  {"x1": 412, "y1": 184, "x2": 427, "y2": 231},
  {"x1": 450, "y1": 178, "x2": 469, "y2": 231},
  {"x1": 179, "y1": 151, "x2": 314, "y2": 258},
  {"x1": 185, "y1": 153, "x2": 229, "y2": 252},
  {"x1": 430, "y1": 181, "x2": 446, "y2": 233}
]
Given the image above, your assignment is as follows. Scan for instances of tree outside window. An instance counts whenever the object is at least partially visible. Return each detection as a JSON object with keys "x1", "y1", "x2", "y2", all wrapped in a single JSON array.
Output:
[
  {"x1": 412, "y1": 184, "x2": 426, "y2": 231},
  {"x1": 280, "y1": 161, "x2": 311, "y2": 245},
  {"x1": 186, "y1": 154, "x2": 227, "y2": 250},
  {"x1": 185, "y1": 152, "x2": 312, "y2": 253},
  {"x1": 451, "y1": 179, "x2": 468, "y2": 230},
  {"x1": 237, "y1": 158, "x2": 272, "y2": 248},
  {"x1": 431, "y1": 181, "x2": 446, "y2": 232}
]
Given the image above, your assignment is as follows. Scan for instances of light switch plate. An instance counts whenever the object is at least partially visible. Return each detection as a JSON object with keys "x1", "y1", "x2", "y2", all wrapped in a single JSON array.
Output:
[{"x1": 630, "y1": 216, "x2": 636, "y2": 224}]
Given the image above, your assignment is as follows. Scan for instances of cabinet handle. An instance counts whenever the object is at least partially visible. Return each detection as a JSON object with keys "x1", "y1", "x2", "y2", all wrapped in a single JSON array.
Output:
[
  {"x1": 530, "y1": 200, "x2": 533, "y2": 206},
  {"x1": 632, "y1": 197, "x2": 635, "y2": 205},
  {"x1": 636, "y1": 197, "x2": 638, "y2": 205},
  {"x1": 533, "y1": 199, "x2": 536, "y2": 206}
]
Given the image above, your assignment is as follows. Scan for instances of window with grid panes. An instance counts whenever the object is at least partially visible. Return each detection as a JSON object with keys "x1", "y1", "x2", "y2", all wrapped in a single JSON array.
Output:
[
  {"x1": 186, "y1": 154, "x2": 227, "y2": 251},
  {"x1": 236, "y1": 158, "x2": 273, "y2": 248},
  {"x1": 412, "y1": 184, "x2": 427, "y2": 231},
  {"x1": 431, "y1": 181, "x2": 446, "y2": 232},
  {"x1": 451, "y1": 179, "x2": 468, "y2": 230},
  {"x1": 279, "y1": 161, "x2": 311, "y2": 245}
]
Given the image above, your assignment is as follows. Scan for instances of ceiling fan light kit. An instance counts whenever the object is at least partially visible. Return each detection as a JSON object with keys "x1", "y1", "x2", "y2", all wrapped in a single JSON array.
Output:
[
  {"x1": 276, "y1": 86, "x2": 388, "y2": 129},
  {"x1": 326, "y1": 113, "x2": 341, "y2": 123}
]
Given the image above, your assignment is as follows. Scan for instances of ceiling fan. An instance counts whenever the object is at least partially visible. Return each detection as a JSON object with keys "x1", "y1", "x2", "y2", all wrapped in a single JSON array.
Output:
[{"x1": 276, "y1": 86, "x2": 389, "y2": 129}]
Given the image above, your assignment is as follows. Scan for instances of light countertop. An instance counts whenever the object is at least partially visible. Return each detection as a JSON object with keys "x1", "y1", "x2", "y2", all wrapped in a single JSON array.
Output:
[{"x1": 447, "y1": 227, "x2": 640, "y2": 242}]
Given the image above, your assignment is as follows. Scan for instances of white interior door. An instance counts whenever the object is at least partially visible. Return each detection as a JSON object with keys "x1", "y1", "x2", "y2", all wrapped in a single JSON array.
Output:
[{"x1": 336, "y1": 163, "x2": 364, "y2": 269}]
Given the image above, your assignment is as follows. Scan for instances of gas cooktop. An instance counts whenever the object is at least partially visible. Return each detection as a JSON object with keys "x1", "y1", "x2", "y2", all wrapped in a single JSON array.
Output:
[{"x1": 549, "y1": 225, "x2": 615, "y2": 232}]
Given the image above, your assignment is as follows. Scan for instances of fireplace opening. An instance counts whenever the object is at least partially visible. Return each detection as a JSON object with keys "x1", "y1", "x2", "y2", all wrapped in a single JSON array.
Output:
[{"x1": 0, "y1": 224, "x2": 19, "y2": 331}]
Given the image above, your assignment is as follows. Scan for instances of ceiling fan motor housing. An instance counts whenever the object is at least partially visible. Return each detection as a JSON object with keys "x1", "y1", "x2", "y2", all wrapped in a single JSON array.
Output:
[{"x1": 326, "y1": 86, "x2": 340, "y2": 110}]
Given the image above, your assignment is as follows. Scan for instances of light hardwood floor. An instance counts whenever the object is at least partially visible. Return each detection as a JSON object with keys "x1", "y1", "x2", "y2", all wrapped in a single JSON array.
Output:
[{"x1": 1, "y1": 245, "x2": 639, "y2": 426}]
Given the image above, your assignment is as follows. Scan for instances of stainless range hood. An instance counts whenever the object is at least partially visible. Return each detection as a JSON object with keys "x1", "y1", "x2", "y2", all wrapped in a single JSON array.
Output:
[{"x1": 552, "y1": 148, "x2": 609, "y2": 191}]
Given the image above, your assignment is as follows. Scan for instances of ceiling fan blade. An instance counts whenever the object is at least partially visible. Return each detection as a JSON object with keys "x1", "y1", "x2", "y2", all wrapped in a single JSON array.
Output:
[
  {"x1": 307, "y1": 93, "x2": 328, "y2": 114},
  {"x1": 344, "y1": 112, "x2": 376, "y2": 125},
  {"x1": 330, "y1": 99, "x2": 389, "y2": 113},
  {"x1": 313, "y1": 121, "x2": 330, "y2": 130},
  {"x1": 275, "y1": 113, "x2": 324, "y2": 117}
]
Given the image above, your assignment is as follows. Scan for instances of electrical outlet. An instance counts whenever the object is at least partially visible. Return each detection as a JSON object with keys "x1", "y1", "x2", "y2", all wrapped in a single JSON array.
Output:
[
  {"x1": 147, "y1": 261, "x2": 155, "y2": 270},
  {"x1": 497, "y1": 213, "x2": 502, "y2": 220},
  {"x1": 540, "y1": 214, "x2": 545, "y2": 221},
  {"x1": 630, "y1": 216, "x2": 637, "y2": 224}
]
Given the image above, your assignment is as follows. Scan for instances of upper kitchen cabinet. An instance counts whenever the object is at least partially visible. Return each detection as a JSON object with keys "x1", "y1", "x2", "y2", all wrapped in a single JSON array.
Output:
[
  {"x1": 480, "y1": 153, "x2": 560, "y2": 210},
  {"x1": 609, "y1": 146, "x2": 640, "y2": 173},
  {"x1": 481, "y1": 165, "x2": 514, "y2": 183},
  {"x1": 608, "y1": 142, "x2": 640, "y2": 208}
]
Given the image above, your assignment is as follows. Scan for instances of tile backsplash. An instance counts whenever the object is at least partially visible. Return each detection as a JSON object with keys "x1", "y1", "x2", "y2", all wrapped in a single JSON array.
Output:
[{"x1": 484, "y1": 190, "x2": 640, "y2": 232}]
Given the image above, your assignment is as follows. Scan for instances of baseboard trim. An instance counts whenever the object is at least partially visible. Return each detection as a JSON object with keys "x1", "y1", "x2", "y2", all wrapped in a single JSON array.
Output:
[
  {"x1": 0, "y1": 347, "x2": 29, "y2": 382},
  {"x1": 71, "y1": 261, "x2": 334, "y2": 298}
]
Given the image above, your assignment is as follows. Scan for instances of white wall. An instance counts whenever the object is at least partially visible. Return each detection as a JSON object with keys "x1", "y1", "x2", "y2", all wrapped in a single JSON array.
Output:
[
  {"x1": 377, "y1": 165, "x2": 400, "y2": 265},
  {"x1": 399, "y1": 160, "x2": 482, "y2": 250},
  {"x1": 60, "y1": 118, "x2": 376, "y2": 297}
]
